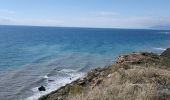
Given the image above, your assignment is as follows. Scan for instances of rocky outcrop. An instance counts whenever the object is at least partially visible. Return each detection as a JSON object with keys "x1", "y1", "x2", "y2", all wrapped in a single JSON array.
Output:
[
  {"x1": 39, "y1": 51, "x2": 170, "y2": 100},
  {"x1": 161, "y1": 48, "x2": 170, "y2": 59},
  {"x1": 38, "y1": 86, "x2": 46, "y2": 91}
]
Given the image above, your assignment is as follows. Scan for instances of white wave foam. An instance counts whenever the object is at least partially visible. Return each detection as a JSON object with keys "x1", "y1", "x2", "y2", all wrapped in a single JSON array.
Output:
[
  {"x1": 159, "y1": 32, "x2": 170, "y2": 35},
  {"x1": 43, "y1": 75, "x2": 49, "y2": 79},
  {"x1": 153, "y1": 47, "x2": 166, "y2": 51},
  {"x1": 164, "y1": 32, "x2": 170, "y2": 34},
  {"x1": 26, "y1": 69, "x2": 85, "y2": 100},
  {"x1": 60, "y1": 69, "x2": 77, "y2": 73}
]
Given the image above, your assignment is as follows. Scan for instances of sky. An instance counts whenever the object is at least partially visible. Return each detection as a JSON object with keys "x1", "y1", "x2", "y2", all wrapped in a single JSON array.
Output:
[{"x1": 0, "y1": 0, "x2": 170, "y2": 29}]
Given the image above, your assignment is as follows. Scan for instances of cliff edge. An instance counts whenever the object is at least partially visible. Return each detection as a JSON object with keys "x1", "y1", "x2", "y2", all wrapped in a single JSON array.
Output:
[{"x1": 39, "y1": 50, "x2": 170, "y2": 100}]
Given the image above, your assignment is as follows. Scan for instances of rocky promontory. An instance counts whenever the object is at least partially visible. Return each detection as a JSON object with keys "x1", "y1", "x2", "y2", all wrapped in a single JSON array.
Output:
[
  {"x1": 161, "y1": 48, "x2": 170, "y2": 59},
  {"x1": 39, "y1": 49, "x2": 170, "y2": 100}
]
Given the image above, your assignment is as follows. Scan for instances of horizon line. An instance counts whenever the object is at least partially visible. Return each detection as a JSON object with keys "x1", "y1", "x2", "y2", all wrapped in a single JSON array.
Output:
[{"x1": 0, "y1": 24, "x2": 169, "y2": 31}]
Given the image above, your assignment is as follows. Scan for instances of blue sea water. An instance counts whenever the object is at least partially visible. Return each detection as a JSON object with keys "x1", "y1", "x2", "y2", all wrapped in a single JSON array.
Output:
[{"x1": 0, "y1": 25, "x2": 170, "y2": 100}]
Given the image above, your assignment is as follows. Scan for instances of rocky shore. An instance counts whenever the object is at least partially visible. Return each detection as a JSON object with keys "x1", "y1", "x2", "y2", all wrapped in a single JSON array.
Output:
[{"x1": 39, "y1": 48, "x2": 170, "y2": 100}]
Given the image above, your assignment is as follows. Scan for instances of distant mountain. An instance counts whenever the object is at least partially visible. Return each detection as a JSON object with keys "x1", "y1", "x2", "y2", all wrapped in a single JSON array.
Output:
[{"x1": 151, "y1": 24, "x2": 170, "y2": 30}]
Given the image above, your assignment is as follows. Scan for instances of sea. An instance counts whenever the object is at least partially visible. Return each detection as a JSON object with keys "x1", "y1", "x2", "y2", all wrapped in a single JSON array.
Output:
[{"x1": 0, "y1": 25, "x2": 170, "y2": 100}]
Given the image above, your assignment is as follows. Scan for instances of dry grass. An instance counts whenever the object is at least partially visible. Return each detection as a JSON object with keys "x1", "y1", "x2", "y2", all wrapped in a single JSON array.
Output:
[
  {"x1": 39, "y1": 53, "x2": 170, "y2": 100},
  {"x1": 66, "y1": 64, "x2": 170, "y2": 100}
]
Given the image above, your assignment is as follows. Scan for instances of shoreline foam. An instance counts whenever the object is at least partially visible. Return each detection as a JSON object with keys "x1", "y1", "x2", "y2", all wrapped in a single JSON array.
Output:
[
  {"x1": 153, "y1": 47, "x2": 166, "y2": 51},
  {"x1": 26, "y1": 69, "x2": 85, "y2": 100}
]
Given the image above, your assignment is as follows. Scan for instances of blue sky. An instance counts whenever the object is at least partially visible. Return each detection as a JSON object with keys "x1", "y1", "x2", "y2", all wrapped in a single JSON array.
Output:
[{"x1": 0, "y1": 0, "x2": 170, "y2": 29}]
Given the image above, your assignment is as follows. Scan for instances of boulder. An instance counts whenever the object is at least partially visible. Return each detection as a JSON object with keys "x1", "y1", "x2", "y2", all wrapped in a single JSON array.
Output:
[
  {"x1": 161, "y1": 48, "x2": 170, "y2": 59},
  {"x1": 38, "y1": 86, "x2": 46, "y2": 91},
  {"x1": 56, "y1": 96, "x2": 63, "y2": 100}
]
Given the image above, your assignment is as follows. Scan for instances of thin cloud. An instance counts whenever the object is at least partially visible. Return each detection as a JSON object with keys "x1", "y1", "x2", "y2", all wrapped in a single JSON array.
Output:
[
  {"x1": 89, "y1": 11, "x2": 118, "y2": 18},
  {"x1": 0, "y1": 17, "x2": 15, "y2": 25},
  {"x1": 77, "y1": 12, "x2": 170, "y2": 28},
  {"x1": 0, "y1": 9, "x2": 16, "y2": 15},
  {"x1": 0, "y1": 11, "x2": 170, "y2": 29},
  {"x1": 0, "y1": 17, "x2": 65, "y2": 26}
]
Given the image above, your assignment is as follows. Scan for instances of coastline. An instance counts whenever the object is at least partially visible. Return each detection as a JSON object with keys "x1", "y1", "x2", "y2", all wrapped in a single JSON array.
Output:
[
  {"x1": 38, "y1": 48, "x2": 170, "y2": 100},
  {"x1": 0, "y1": 26, "x2": 170, "y2": 100}
]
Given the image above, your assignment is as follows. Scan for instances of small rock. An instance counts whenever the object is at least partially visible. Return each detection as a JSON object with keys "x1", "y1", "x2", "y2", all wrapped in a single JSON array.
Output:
[
  {"x1": 78, "y1": 80, "x2": 86, "y2": 86},
  {"x1": 107, "y1": 73, "x2": 114, "y2": 78},
  {"x1": 48, "y1": 79, "x2": 55, "y2": 82},
  {"x1": 116, "y1": 56, "x2": 125, "y2": 64},
  {"x1": 57, "y1": 96, "x2": 63, "y2": 100},
  {"x1": 38, "y1": 86, "x2": 46, "y2": 91},
  {"x1": 91, "y1": 78, "x2": 102, "y2": 89}
]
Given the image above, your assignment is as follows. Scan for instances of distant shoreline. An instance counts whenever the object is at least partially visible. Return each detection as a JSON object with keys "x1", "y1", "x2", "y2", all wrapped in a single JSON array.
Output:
[{"x1": 1, "y1": 24, "x2": 169, "y2": 31}]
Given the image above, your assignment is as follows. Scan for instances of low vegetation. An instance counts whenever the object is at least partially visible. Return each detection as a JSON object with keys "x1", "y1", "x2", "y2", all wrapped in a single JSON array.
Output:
[{"x1": 39, "y1": 49, "x2": 170, "y2": 100}]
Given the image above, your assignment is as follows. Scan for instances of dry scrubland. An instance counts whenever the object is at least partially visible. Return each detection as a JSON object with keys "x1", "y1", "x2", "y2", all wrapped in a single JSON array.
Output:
[{"x1": 39, "y1": 49, "x2": 170, "y2": 100}]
